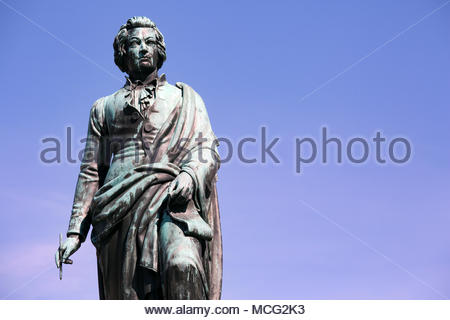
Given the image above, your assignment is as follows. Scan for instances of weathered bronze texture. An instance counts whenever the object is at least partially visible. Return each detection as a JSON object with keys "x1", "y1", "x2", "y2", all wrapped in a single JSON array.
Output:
[{"x1": 55, "y1": 16, "x2": 222, "y2": 300}]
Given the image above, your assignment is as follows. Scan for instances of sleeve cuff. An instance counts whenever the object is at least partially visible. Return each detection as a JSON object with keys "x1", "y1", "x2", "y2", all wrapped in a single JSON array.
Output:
[{"x1": 67, "y1": 215, "x2": 90, "y2": 242}]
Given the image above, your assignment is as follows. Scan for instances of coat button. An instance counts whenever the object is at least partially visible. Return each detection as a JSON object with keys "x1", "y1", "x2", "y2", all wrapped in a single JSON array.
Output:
[{"x1": 143, "y1": 122, "x2": 153, "y2": 133}]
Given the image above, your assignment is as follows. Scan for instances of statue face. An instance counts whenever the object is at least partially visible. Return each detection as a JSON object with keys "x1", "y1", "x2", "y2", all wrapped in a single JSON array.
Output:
[{"x1": 125, "y1": 27, "x2": 159, "y2": 76}]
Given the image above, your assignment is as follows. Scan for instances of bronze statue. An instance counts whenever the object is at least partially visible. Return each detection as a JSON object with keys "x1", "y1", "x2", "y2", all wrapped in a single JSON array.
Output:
[{"x1": 55, "y1": 16, "x2": 222, "y2": 300}]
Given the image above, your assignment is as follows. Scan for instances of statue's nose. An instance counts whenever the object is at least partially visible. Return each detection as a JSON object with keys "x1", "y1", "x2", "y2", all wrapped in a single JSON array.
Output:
[{"x1": 139, "y1": 43, "x2": 149, "y2": 55}]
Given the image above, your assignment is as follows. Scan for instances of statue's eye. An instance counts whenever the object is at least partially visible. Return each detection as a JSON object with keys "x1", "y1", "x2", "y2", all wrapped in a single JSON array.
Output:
[{"x1": 129, "y1": 39, "x2": 140, "y2": 46}]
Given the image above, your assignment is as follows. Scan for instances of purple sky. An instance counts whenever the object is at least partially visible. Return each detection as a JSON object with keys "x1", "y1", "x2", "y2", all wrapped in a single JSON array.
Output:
[{"x1": 0, "y1": 0, "x2": 449, "y2": 299}]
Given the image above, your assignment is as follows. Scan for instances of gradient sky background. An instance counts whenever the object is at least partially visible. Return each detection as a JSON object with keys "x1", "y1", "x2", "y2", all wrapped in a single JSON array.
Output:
[{"x1": 0, "y1": 0, "x2": 449, "y2": 299}]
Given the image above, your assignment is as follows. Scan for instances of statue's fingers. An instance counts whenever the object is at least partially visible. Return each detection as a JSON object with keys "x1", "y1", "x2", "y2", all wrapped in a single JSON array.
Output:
[
  {"x1": 168, "y1": 187, "x2": 175, "y2": 200},
  {"x1": 60, "y1": 240, "x2": 69, "y2": 251},
  {"x1": 169, "y1": 190, "x2": 181, "y2": 203},
  {"x1": 56, "y1": 246, "x2": 65, "y2": 268},
  {"x1": 62, "y1": 248, "x2": 72, "y2": 260},
  {"x1": 172, "y1": 182, "x2": 184, "y2": 198},
  {"x1": 168, "y1": 179, "x2": 179, "y2": 195},
  {"x1": 180, "y1": 186, "x2": 191, "y2": 200}
]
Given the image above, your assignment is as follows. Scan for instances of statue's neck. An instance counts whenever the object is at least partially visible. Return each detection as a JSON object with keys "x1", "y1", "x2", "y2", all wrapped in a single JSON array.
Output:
[{"x1": 128, "y1": 69, "x2": 158, "y2": 84}]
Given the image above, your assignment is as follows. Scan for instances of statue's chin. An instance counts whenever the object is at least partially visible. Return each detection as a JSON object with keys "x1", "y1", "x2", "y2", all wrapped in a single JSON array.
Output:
[
  {"x1": 127, "y1": 60, "x2": 157, "y2": 79},
  {"x1": 137, "y1": 63, "x2": 156, "y2": 75}
]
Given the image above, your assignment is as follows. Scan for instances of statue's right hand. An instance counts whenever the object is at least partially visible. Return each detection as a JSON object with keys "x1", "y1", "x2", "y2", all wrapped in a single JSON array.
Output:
[{"x1": 55, "y1": 235, "x2": 81, "y2": 268}]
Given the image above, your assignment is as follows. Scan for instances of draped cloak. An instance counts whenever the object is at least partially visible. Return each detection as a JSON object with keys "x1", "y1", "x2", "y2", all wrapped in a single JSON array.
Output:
[{"x1": 67, "y1": 81, "x2": 222, "y2": 299}]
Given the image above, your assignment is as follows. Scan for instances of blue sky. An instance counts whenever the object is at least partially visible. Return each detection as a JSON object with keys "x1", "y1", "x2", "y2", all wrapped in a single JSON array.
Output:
[{"x1": 0, "y1": 0, "x2": 449, "y2": 299}]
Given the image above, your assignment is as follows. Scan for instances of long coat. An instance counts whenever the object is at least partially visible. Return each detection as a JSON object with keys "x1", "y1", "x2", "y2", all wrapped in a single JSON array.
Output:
[{"x1": 67, "y1": 76, "x2": 222, "y2": 299}]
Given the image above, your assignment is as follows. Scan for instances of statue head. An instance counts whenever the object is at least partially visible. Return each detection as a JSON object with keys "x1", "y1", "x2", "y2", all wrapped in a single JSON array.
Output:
[{"x1": 113, "y1": 16, "x2": 166, "y2": 77}]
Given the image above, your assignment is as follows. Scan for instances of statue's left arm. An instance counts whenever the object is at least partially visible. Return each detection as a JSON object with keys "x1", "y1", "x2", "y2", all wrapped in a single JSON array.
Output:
[{"x1": 179, "y1": 91, "x2": 220, "y2": 214}]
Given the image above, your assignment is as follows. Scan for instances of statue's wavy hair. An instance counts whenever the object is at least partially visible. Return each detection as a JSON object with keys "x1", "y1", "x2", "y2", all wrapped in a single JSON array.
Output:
[{"x1": 113, "y1": 16, "x2": 166, "y2": 73}]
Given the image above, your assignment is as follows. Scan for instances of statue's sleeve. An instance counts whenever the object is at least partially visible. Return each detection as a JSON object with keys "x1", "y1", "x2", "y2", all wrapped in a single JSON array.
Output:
[
  {"x1": 67, "y1": 97, "x2": 110, "y2": 242},
  {"x1": 180, "y1": 91, "x2": 220, "y2": 214}
]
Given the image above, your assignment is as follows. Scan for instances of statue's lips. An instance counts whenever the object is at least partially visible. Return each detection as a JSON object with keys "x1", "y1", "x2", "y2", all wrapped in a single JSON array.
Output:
[{"x1": 139, "y1": 57, "x2": 151, "y2": 62}]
